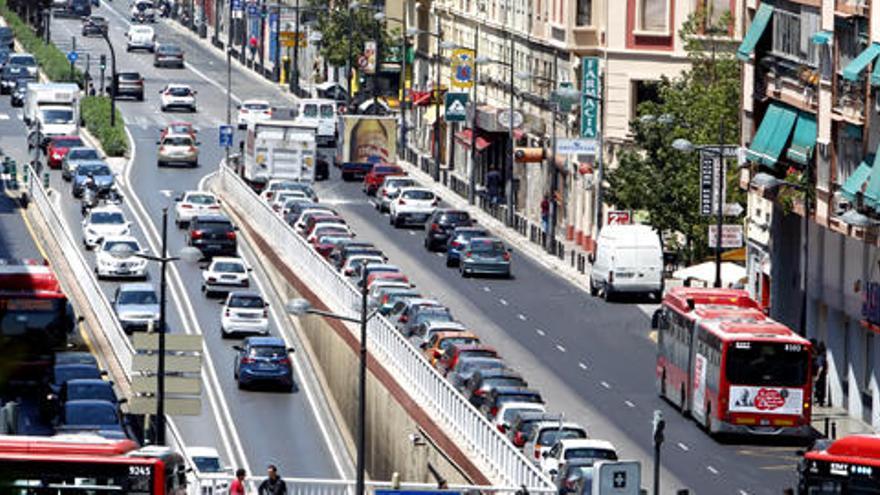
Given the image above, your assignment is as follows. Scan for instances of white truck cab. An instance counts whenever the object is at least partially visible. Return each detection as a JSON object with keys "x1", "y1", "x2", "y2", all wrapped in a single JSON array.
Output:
[{"x1": 24, "y1": 83, "x2": 80, "y2": 137}]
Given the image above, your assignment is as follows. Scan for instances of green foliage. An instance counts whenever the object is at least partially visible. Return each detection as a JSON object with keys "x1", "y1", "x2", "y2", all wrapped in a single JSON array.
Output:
[
  {"x1": 81, "y1": 96, "x2": 127, "y2": 157},
  {"x1": 605, "y1": 9, "x2": 743, "y2": 263},
  {"x1": 308, "y1": 1, "x2": 400, "y2": 68},
  {"x1": 0, "y1": 0, "x2": 83, "y2": 85}
]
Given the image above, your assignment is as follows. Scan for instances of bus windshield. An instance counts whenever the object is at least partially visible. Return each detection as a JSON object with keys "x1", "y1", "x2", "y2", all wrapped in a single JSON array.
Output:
[
  {"x1": 725, "y1": 343, "x2": 809, "y2": 387},
  {"x1": 0, "y1": 298, "x2": 68, "y2": 338}
]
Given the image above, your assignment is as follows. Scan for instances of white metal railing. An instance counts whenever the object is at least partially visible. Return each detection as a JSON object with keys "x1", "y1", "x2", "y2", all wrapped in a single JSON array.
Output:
[{"x1": 213, "y1": 164, "x2": 554, "y2": 490}]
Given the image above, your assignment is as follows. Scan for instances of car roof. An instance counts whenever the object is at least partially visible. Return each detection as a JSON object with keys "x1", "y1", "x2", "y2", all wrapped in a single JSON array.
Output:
[
  {"x1": 488, "y1": 386, "x2": 539, "y2": 397},
  {"x1": 184, "y1": 190, "x2": 215, "y2": 197},
  {"x1": 475, "y1": 368, "x2": 523, "y2": 379},
  {"x1": 245, "y1": 336, "x2": 285, "y2": 347},
  {"x1": 433, "y1": 331, "x2": 479, "y2": 340},
  {"x1": 188, "y1": 446, "x2": 221, "y2": 458},
  {"x1": 534, "y1": 421, "x2": 585, "y2": 431},
  {"x1": 424, "y1": 321, "x2": 467, "y2": 331},
  {"x1": 192, "y1": 214, "x2": 230, "y2": 222},
  {"x1": 515, "y1": 411, "x2": 562, "y2": 422},
  {"x1": 210, "y1": 256, "x2": 243, "y2": 264},
  {"x1": 118, "y1": 282, "x2": 155, "y2": 292},
  {"x1": 67, "y1": 146, "x2": 98, "y2": 153},
  {"x1": 64, "y1": 399, "x2": 116, "y2": 408},
  {"x1": 102, "y1": 234, "x2": 138, "y2": 243},
  {"x1": 498, "y1": 401, "x2": 545, "y2": 412},
  {"x1": 89, "y1": 205, "x2": 124, "y2": 214},
  {"x1": 404, "y1": 298, "x2": 441, "y2": 307},
  {"x1": 243, "y1": 99, "x2": 271, "y2": 105},
  {"x1": 227, "y1": 291, "x2": 262, "y2": 299},
  {"x1": 75, "y1": 160, "x2": 110, "y2": 167},
  {"x1": 163, "y1": 133, "x2": 195, "y2": 140},
  {"x1": 65, "y1": 378, "x2": 111, "y2": 388},
  {"x1": 166, "y1": 83, "x2": 192, "y2": 89},
  {"x1": 398, "y1": 187, "x2": 433, "y2": 193},
  {"x1": 557, "y1": 438, "x2": 616, "y2": 451},
  {"x1": 55, "y1": 363, "x2": 100, "y2": 372},
  {"x1": 453, "y1": 226, "x2": 488, "y2": 233}
]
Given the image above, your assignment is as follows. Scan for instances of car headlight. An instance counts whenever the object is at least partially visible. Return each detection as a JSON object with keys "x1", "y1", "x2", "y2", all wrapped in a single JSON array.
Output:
[{"x1": 86, "y1": 228, "x2": 98, "y2": 236}]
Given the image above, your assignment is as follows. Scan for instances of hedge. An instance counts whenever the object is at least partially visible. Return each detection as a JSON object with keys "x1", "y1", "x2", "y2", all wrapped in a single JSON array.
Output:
[
  {"x1": 81, "y1": 96, "x2": 127, "y2": 157},
  {"x1": 0, "y1": 0, "x2": 83, "y2": 85}
]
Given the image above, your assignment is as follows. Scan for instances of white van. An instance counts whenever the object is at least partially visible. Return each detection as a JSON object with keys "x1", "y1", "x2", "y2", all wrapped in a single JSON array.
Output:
[
  {"x1": 589, "y1": 224, "x2": 663, "y2": 300},
  {"x1": 295, "y1": 98, "x2": 338, "y2": 147}
]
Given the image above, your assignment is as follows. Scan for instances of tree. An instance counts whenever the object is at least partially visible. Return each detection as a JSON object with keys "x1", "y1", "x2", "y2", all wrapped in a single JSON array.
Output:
[
  {"x1": 308, "y1": 1, "x2": 398, "y2": 69},
  {"x1": 605, "y1": 9, "x2": 743, "y2": 264}
]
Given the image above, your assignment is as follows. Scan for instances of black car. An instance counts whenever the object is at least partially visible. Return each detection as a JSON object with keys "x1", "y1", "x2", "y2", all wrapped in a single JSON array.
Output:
[
  {"x1": 81, "y1": 16, "x2": 109, "y2": 37},
  {"x1": 187, "y1": 214, "x2": 238, "y2": 258},
  {"x1": 0, "y1": 28, "x2": 12, "y2": 51},
  {"x1": 11, "y1": 77, "x2": 34, "y2": 107},
  {"x1": 110, "y1": 72, "x2": 145, "y2": 101},
  {"x1": 0, "y1": 65, "x2": 27, "y2": 94},
  {"x1": 482, "y1": 386, "x2": 544, "y2": 419},
  {"x1": 464, "y1": 368, "x2": 528, "y2": 408},
  {"x1": 424, "y1": 209, "x2": 473, "y2": 251},
  {"x1": 153, "y1": 44, "x2": 184, "y2": 68},
  {"x1": 67, "y1": 0, "x2": 92, "y2": 17}
]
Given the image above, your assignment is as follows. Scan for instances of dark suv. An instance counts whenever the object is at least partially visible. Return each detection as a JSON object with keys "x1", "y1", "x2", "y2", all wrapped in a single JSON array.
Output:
[
  {"x1": 110, "y1": 72, "x2": 144, "y2": 101},
  {"x1": 424, "y1": 209, "x2": 473, "y2": 251},
  {"x1": 187, "y1": 215, "x2": 238, "y2": 258}
]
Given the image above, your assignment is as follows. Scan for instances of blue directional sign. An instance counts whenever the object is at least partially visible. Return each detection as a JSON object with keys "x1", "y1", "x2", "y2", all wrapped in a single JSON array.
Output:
[
  {"x1": 219, "y1": 125, "x2": 234, "y2": 148},
  {"x1": 247, "y1": 1, "x2": 258, "y2": 15},
  {"x1": 231, "y1": 0, "x2": 244, "y2": 11},
  {"x1": 67, "y1": 51, "x2": 78, "y2": 63}
]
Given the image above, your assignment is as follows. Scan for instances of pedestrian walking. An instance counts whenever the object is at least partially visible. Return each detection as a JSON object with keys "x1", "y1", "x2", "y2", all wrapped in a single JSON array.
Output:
[
  {"x1": 486, "y1": 169, "x2": 501, "y2": 206},
  {"x1": 258, "y1": 465, "x2": 287, "y2": 495},
  {"x1": 230, "y1": 468, "x2": 247, "y2": 495},
  {"x1": 540, "y1": 194, "x2": 550, "y2": 233},
  {"x1": 815, "y1": 341, "x2": 828, "y2": 406}
]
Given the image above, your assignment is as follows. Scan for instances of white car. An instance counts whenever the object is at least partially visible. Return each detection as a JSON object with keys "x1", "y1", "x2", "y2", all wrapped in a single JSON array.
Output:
[
  {"x1": 201, "y1": 256, "x2": 250, "y2": 296},
  {"x1": 307, "y1": 224, "x2": 352, "y2": 244},
  {"x1": 341, "y1": 255, "x2": 385, "y2": 277},
  {"x1": 188, "y1": 446, "x2": 230, "y2": 494},
  {"x1": 237, "y1": 99, "x2": 272, "y2": 129},
  {"x1": 376, "y1": 177, "x2": 416, "y2": 213},
  {"x1": 389, "y1": 187, "x2": 438, "y2": 227},
  {"x1": 82, "y1": 205, "x2": 130, "y2": 249},
  {"x1": 493, "y1": 402, "x2": 545, "y2": 435},
  {"x1": 175, "y1": 191, "x2": 220, "y2": 228},
  {"x1": 125, "y1": 25, "x2": 155, "y2": 52},
  {"x1": 159, "y1": 84, "x2": 197, "y2": 112},
  {"x1": 220, "y1": 291, "x2": 269, "y2": 338},
  {"x1": 260, "y1": 179, "x2": 317, "y2": 202},
  {"x1": 540, "y1": 438, "x2": 618, "y2": 476},
  {"x1": 270, "y1": 190, "x2": 309, "y2": 213},
  {"x1": 294, "y1": 208, "x2": 335, "y2": 232},
  {"x1": 95, "y1": 235, "x2": 148, "y2": 279}
]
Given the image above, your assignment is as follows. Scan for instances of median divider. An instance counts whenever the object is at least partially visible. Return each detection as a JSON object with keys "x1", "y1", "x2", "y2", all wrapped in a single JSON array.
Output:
[{"x1": 212, "y1": 164, "x2": 554, "y2": 490}]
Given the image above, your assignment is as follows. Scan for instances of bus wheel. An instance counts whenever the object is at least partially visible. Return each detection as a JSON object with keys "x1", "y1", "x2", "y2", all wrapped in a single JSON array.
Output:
[
  {"x1": 658, "y1": 370, "x2": 666, "y2": 398},
  {"x1": 680, "y1": 386, "x2": 687, "y2": 415},
  {"x1": 704, "y1": 404, "x2": 714, "y2": 434}
]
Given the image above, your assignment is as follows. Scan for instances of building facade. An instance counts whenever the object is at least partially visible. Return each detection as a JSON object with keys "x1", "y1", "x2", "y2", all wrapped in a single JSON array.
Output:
[{"x1": 740, "y1": 0, "x2": 880, "y2": 427}]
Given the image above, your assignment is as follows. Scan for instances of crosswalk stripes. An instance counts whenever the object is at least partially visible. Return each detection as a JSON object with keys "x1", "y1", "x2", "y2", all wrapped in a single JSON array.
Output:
[{"x1": 0, "y1": 113, "x2": 10, "y2": 121}]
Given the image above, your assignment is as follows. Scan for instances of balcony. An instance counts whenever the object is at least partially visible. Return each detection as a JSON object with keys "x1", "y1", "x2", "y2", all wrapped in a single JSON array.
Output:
[
  {"x1": 756, "y1": 59, "x2": 819, "y2": 113},
  {"x1": 833, "y1": 77, "x2": 867, "y2": 125},
  {"x1": 836, "y1": 0, "x2": 868, "y2": 17}
]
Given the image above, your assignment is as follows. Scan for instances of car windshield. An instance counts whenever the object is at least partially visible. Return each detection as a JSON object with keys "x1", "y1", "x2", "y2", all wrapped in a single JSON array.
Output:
[
  {"x1": 198, "y1": 221, "x2": 232, "y2": 230},
  {"x1": 186, "y1": 194, "x2": 216, "y2": 205},
  {"x1": 229, "y1": 296, "x2": 264, "y2": 308},
  {"x1": 484, "y1": 377, "x2": 527, "y2": 389},
  {"x1": 79, "y1": 164, "x2": 111, "y2": 176},
  {"x1": 402, "y1": 190, "x2": 434, "y2": 200},
  {"x1": 302, "y1": 104, "x2": 318, "y2": 117},
  {"x1": 725, "y1": 342, "x2": 809, "y2": 387},
  {"x1": 245, "y1": 102, "x2": 269, "y2": 110},
  {"x1": 387, "y1": 179, "x2": 414, "y2": 188},
  {"x1": 10, "y1": 55, "x2": 35, "y2": 67},
  {"x1": 213, "y1": 262, "x2": 245, "y2": 273},
  {"x1": 54, "y1": 138, "x2": 83, "y2": 148},
  {"x1": 170, "y1": 124, "x2": 192, "y2": 133},
  {"x1": 55, "y1": 366, "x2": 101, "y2": 384},
  {"x1": 365, "y1": 266, "x2": 399, "y2": 275},
  {"x1": 159, "y1": 45, "x2": 181, "y2": 54},
  {"x1": 168, "y1": 87, "x2": 192, "y2": 97},
  {"x1": 118, "y1": 290, "x2": 157, "y2": 305},
  {"x1": 65, "y1": 403, "x2": 117, "y2": 426},
  {"x1": 42, "y1": 109, "x2": 74, "y2": 124},
  {"x1": 250, "y1": 346, "x2": 286, "y2": 358},
  {"x1": 164, "y1": 137, "x2": 193, "y2": 146},
  {"x1": 537, "y1": 428, "x2": 587, "y2": 446},
  {"x1": 103, "y1": 240, "x2": 139, "y2": 254},
  {"x1": 68, "y1": 383, "x2": 115, "y2": 403},
  {"x1": 460, "y1": 359, "x2": 504, "y2": 372},
  {"x1": 470, "y1": 240, "x2": 506, "y2": 255},
  {"x1": 414, "y1": 311, "x2": 452, "y2": 325},
  {"x1": 320, "y1": 104, "x2": 335, "y2": 117},
  {"x1": 119, "y1": 73, "x2": 141, "y2": 81},
  {"x1": 69, "y1": 149, "x2": 99, "y2": 160},
  {"x1": 192, "y1": 456, "x2": 222, "y2": 473},
  {"x1": 440, "y1": 337, "x2": 478, "y2": 351},
  {"x1": 442, "y1": 212, "x2": 470, "y2": 223},
  {"x1": 566, "y1": 449, "x2": 617, "y2": 461},
  {"x1": 376, "y1": 167, "x2": 399, "y2": 174},
  {"x1": 502, "y1": 407, "x2": 536, "y2": 424},
  {"x1": 90, "y1": 211, "x2": 125, "y2": 224}
]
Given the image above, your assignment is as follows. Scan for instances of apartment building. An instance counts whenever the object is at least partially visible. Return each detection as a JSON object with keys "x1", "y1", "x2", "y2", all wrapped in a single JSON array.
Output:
[
  {"x1": 410, "y1": 0, "x2": 742, "y2": 252},
  {"x1": 740, "y1": 0, "x2": 880, "y2": 426}
]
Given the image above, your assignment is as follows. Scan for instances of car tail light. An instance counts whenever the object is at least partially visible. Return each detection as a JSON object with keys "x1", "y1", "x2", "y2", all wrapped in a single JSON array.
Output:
[
  {"x1": 473, "y1": 389, "x2": 486, "y2": 396},
  {"x1": 266, "y1": 191, "x2": 274, "y2": 200},
  {"x1": 503, "y1": 252, "x2": 511, "y2": 261},
  {"x1": 241, "y1": 357, "x2": 255, "y2": 364},
  {"x1": 398, "y1": 199, "x2": 406, "y2": 205},
  {"x1": 489, "y1": 406, "x2": 498, "y2": 417},
  {"x1": 227, "y1": 231, "x2": 237, "y2": 240},
  {"x1": 159, "y1": 146, "x2": 166, "y2": 152},
  {"x1": 191, "y1": 230, "x2": 203, "y2": 239},
  {"x1": 209, "y1": 205, "x2": 220, "y2": 209},
  {"x1": 277, "y1": 357, "x2": 291, "y2": 366},
  {"x1": 497, "y1": 424, "x2": 506, "y2": 433},
  {"x1": 465, "y1": 252, "x2": 472, "y2": 258},
  {"x1": 534, "y1": 447, "x2": 541, "y2": 460},
  {"x1": 451, "y1": 241, "x2": 461, "y2": 249},
  {"x1": 608, "y1": 271, "x2": 614, "y2": 283},
  {"x1": 262, "y1": 308, "x2": 268, "y2": 318},
  {"x1": 181, "y1": 204, "x2": 193, "y2": 209},
  {"x1": 224, "y1": 310, "x2": 231, "y2": 317},
  {"x1": 400, "y1": 315, "x2": 408, "y2": 323},
  {"x1": 382, "y1": 294, "x2": 389, "y2": 304},
  {"x1": 240, "y1": 108, "x2": 249, "y2": 114},
  {"x1": 430, "y1": 223, "x2": 440, "y2": 231},
  {"x1": 514, "y1": 432, "x2": 525, "y2": 447}
]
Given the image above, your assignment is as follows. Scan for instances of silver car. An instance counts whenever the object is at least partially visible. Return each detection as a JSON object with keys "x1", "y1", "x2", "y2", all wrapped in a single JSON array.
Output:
[
  {"x1": 113, "y1": 282, "x2": 160, "y2": 334},
  {"x1": 376, "y1": 177, "x2": 416, "y2": 213},
  {"x1": 62, "y1": 147, "x2": 101, "y2": 181}
]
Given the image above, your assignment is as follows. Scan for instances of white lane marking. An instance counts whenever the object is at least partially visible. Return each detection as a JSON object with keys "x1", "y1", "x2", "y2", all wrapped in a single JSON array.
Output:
[
  {"x1": 624, "y1": 400, "x2": 635, "y2": 408},
  {"x1": 578, "y1": 362, "x2": 588, "y2": 370},
  {"x1": 0, "y1": 113, "x2": 9, "y2": 120},
  {"x1": 159, "y1": 189, "x2": 173, "y2": 197},
  {"x1": 435, "y1": 252, "x2": 443, "y2": 257},
  {"x1": 408, "y1": 231, "x2": 415, "y2": 236},
  {"x1": 517, "y1": 313, "x2": 526, "y2": 321},
  {"x1": 678, "y1": 442, "x2": 690, "y2": 452},
  {"x1": 482, "y1": 286, "x2": 490, "y2": 292},
  {"x1": 535, "y1": 328, "x2": 546, "y2": 337},
  {"x1": 738, "y1": 491, "x2": 749, "y2": 495},
  {"x1": 600, "y1": 381, "x2": 611, "y2": 389},
  {"x1": 707, "y1": 466, "x2": 719, "y2": 475},
  {"x1": 555, "y1": 344, "x2": 566, "y2": 353},
  {"x1": 499, "y1": 298, "x2": 508, "y2": 306}
]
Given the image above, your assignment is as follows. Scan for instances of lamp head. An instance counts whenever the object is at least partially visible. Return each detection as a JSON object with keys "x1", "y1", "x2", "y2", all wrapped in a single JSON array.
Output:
[
  {"x1": 286, "y1": 299, "x2": 313, "y2": 316},
  {"x1": 179, "y1": 246, "x2": 202, "y2": 263},
  {"x1": 671, "y1": 138, "x2": 695, "y2": 153}
]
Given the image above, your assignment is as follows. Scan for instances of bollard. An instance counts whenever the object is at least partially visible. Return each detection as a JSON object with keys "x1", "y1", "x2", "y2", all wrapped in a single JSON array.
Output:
[
  {"x1": 832, "y1": 421, "x2": 837, "y2": 439},
  {"x1": 42, "y1": 172, "x2": 49, "y2": 189}
]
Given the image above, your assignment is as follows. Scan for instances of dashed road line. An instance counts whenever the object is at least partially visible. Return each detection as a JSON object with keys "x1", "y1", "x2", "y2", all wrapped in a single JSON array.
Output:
[
  {"x1": 707, "y1": 466, "x2": 719, "y2": 475},
  {"x1": 556, "y1": 344, "x2": 566, "y2": 353},
  {"x1": 482, "y1": 286, "x2": 490, "y2": 292},
  {"x1": 578, "y1": 362, "x2": 588, "y2": 370},
  {"x1": 536, "y1": 329, "x2": 546, "y2": 337},
  {"x1": 517, "y1": 313, "x2": 526, "y2": 321},
  {"x1": 678, "y1": 442, "x2": 690, "y2": 452},
  {"x1": 499, "y1": 298, "x2": 508, "y2": 306},
  {"x1": 624, "y1": 400, "x2": 635, "y2": 408},
  {"x1": 738, "y1": 490, "x2": 750, "y2": 495},
  {"x1": 408, "y1": 231, "x2": 415, "y2": 236},
  {"x1": 600, "y1": 381, "x2": 611, "y2": 389}
]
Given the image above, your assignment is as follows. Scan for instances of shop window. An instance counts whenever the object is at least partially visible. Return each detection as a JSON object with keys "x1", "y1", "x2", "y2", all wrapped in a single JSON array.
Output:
[
  {"x1": 637, "y1": 0, "x2": 668, "y2": 33},
  {"x1": 835, "y1": 124, "x2": 862, "y2": 186},
  {"x1": 576, "y1": 0, "x2": 591, "y2": 26}
]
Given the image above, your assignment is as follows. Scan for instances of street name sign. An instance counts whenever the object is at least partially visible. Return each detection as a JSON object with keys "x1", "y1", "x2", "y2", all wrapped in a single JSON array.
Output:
[{"x1": 708, "y1": 224, "x2": 744, "y2": 249}]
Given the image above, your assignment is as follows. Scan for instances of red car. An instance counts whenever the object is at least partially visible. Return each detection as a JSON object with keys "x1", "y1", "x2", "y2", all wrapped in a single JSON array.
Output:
[
  {"x1": 437, "y1": 344, "x2": 500, "y2": 376},
  {"x1": 315, "y1": 233, "x2": 354, "y2": 258},
  {"x1": 366, "y1": 271, "x2": 409, "y2": 290},
  {"x1": 363, "y1": 164, "x2": 405, "y2": 196},
  {"x1": 160, "y1": 121, "x2": 197, "y2": 140},
  {"x1": 46, "y1": 136, "x2": 85, "y2": 169}
]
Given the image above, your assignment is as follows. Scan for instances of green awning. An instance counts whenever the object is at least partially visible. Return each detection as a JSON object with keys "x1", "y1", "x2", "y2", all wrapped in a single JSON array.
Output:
[
  {"x1": 871, "y1": 55, "x2": 880, "y2": 86},
  {"x1": 843, "y1": 43, "x2": 880, "y2": 81},
  {"x1": 840, "y1": 159, "x2": 873, "y2": 202},
  {"x1": 864, "y1": 151, "x2": 880, "y2": 209},
  {"x1": 737, "y1": 4, "x2": 774, "y2": 62},
  {"x1": 811, "y1": 31, "x2": 833, "y2": 45},
  {"x1": 785, "y1": 112, "x2": 817, "y2": 165},
  {"x1": 746, "y1": 103, "x2": 798, "y2": 168}
]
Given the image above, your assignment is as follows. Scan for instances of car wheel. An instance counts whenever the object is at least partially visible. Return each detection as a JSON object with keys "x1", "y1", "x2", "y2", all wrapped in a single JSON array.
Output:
[
  {"x1": 589, "y1": 277, "x2": 599, "y2": 297},
  {"x1": 237, "y1": 380, "x2": 244, "y2": 390},
  {"x1": 389, "y1": 214, "x2": 395, "y2": 225},
  {"x1": 394, "y1": 216, "x2": 403, "y2": 228},
  {"x1": 446, "y1": 257, "x2": 454, "y2": 268},
  {"x1": 137, "y1": 94, "x2": 144, "y2": 102},
  {"x1": 157, "y1": 160, "x2": 165, "y2": 167},
  {"x1": 603, "y1": 283, "x2": 613, "y2": 302},
  {"x1": 460, "y1": 266, "x2": 469, "y2": 278},
  {"x1": 160, "y1": 105, "x2": 166, "y2": 112},
  {"x1": 221, "y1": 328, "x2": 229, "y2": 339}
]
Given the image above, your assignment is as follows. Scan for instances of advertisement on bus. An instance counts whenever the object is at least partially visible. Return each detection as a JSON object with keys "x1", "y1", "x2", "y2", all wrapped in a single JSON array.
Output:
[
  {"x1": 729, "y1": 386, "x2": 804, "y2": 415},
  {"x1": 340, "y1": 116, "x2": 398, "y2": 179}
]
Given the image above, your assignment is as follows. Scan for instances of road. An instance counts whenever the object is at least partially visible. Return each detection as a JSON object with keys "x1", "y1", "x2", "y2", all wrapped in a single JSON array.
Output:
[
  {"x1": 42, "y1": 5, "x2": 352, "y2": 480},
  {"x1": 47, "y1": 5, "x2": 797, "y2": 494}
]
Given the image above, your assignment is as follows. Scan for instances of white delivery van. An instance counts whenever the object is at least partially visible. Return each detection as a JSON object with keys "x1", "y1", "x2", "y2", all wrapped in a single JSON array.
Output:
[
  {"x1": 295, "y1": 98, "x2": 337, "y2": 147},
  {"x1": 24, "y1": 83, "x2": 80, "y2": 137},
  {"x1": 589, "y1": 224, "x2": 663, "y2": 300}
]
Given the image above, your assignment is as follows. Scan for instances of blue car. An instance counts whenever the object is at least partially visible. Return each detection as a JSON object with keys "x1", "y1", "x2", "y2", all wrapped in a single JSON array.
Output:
[
  {"x1": 233, "y1": 337, "x2": 295, "y2": 391},
  {"x1": 72, "y1": 161, "x2": 114, "y2": 198},
  {"x1": 459, "y1": 237, "x2": 512, "y2": 278},
  {"x1": 58, "y1": 399, "x2": 126, "y2": 439},
  {"x1": 48, "y1": 364, "x2": 104, "y2": 395},
  {"x1": 445, "y1": 227, "x2": 490, "y2": 267}
]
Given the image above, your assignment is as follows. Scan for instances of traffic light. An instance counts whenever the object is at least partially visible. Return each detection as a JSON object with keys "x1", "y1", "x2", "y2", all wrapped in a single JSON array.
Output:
[{"x1": 99, "y1": 54, "x2": 106, "y2": 71}]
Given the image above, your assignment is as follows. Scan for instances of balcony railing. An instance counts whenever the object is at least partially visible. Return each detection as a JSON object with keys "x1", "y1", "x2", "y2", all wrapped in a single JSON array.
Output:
[{"x1": 834, "y1": 77, "x2": 866, "y2": 123}]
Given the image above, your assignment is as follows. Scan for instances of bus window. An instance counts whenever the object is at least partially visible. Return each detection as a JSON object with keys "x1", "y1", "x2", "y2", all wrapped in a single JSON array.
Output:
[{"x1": 725, "y1": 343, "x2": 809, "y2": 387}]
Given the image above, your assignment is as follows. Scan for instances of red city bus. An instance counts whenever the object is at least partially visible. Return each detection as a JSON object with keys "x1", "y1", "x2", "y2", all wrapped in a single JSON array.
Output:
[
  {"x1": 0, "y1": 259, "x2": 76, "y2": 383},
  {"x1": 654, "y1": 287, "x2": 813, "y2": 436},
  {"x1": 799, "y1": 435, "x2": 880, "y2": 493},
  {"x1": 0, "y1": 435, "x2": 188, "y2": 494}
]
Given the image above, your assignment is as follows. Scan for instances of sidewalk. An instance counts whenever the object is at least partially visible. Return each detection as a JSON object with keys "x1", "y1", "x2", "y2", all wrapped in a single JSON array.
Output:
[{"x1": 811, "y1": 405, "x2": 875, "y2": 439}]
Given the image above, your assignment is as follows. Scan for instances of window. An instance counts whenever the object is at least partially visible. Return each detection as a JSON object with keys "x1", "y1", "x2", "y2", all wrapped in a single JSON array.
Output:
[
  {"x1": 836, "y1": 18, "x2": 867, "y2": 72},
  {"x1": 631, "y1": 80, "x2": 661, "y2": 120},
  {"x1": 835, "y1": 124, "x2": 862, "y2": 186},
  {"x1": 771, "y1": 3, "x2": 820, "y2": 66},
  {"x1": 701, "y1": 0, "x2": 729, "y2": 27},
  {"x1": 576, "y1": 0, "x2": 591, "y2": 26},
  {"x1": 638, "y1": 0, "x2": 668, "y2": 33}
]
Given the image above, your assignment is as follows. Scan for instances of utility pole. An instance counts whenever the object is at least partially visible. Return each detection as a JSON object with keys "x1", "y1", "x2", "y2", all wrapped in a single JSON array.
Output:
[
  {"x1": 652, "y1": 410, "x2": 665, "y2": 495},
  {"x1": 432, "y1": 14, "x2": 441, "y2": 182},
  {"x1": 506, "y1": 33, "x2": 515, "y2": 226},
  {"x1": 546, "y1": 51, "x2": 559, "y2": 254},
  {"x1": 467, "y1": 24, "x2": 479, "y2": 205},
  {"x1": 373, "y1": 14, "x2": 381, "y2": 111},
  {"x1": 291, "y1": 0, "x2": 301, "y2": 93}
]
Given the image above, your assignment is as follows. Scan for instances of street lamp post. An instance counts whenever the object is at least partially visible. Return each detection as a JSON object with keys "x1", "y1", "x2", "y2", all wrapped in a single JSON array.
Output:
[
  {"x1": 99, "y1": 31, "x2": 117, "y2": 127},
  {"x1": 287, "y1": 271, "x2": 380, "y2": 495},
  {"x1": 375, "y1": 12, "x2": 406, "y2": 153},
  {"x1": 433, "y1": 14, "x2": 442, "y2": 182}
]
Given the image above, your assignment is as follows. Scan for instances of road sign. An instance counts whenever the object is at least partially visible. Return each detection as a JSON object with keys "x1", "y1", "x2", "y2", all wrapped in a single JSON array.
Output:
[
  {"x1": 723, "y1": 203, "x2": 744, "y2": 216},
  {"x1": 356, "y1": 54, "x2": 369, "y2": 70},
  {"x1": 557, "y1": 138, "x2": 598, "y2": 156},
  {"x1": 129, "y1": 397, "x2": 201, "y2": 416},
  {"x1": 606, "y1": 210, "x2": 631, "y2": 225},
  {"x1": 247, "y1": 1, "x2": 258, "y2": 15},
  {"x1": 219, "y1": 125, "x2": 234, "y2": 148},
  {"x1": 580, "y1": 56, "x2": 601, "y2": 139},
  {"x1": 132, "y1": 354, "x2": 202, "y2": 374},
  {"x1": 592, "y1": 461, "x2": 640, "y2": 495},
  {"x1": 232, "y1": 0, "x2": 244, "y2": 18},
  {"x1": 67, "y1": 51, "x2": 78, "y2": 63},
  {"x1": 132, "y1": 375, "x2": 201, "y2": 395},
  {"x1": 708, "y1": 224, "x2": 744, "y2": 249},
  {"x1": 133, "y1": 333, "x2": 203, "y2": 352},
  {"x1": 444, "y1": 93, "x2": 468, "y2": 122},
  {"x1": 497, "y1": 109, "x2": 523, "y2": 130},
  {"x1": 700, "y1": 153, "x2": 714, "y2": 216},
  {"x1": 363, "y1": 41, "x2": 376, "y2": 74},
  {"x1": 450, "y1": 48, "x2": 475, "y2": 89}
]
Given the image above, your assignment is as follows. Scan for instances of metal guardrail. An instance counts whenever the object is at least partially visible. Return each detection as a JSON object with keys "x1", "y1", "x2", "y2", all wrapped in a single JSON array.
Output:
[{"x1": 213, "y1": 165, "x2": 554, "y2": 490}]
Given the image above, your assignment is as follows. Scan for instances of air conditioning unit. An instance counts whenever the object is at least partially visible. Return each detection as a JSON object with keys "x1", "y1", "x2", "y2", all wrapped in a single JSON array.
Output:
[{"x1": 833, "y1": 192, "x2": 852, "y2": 216}]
